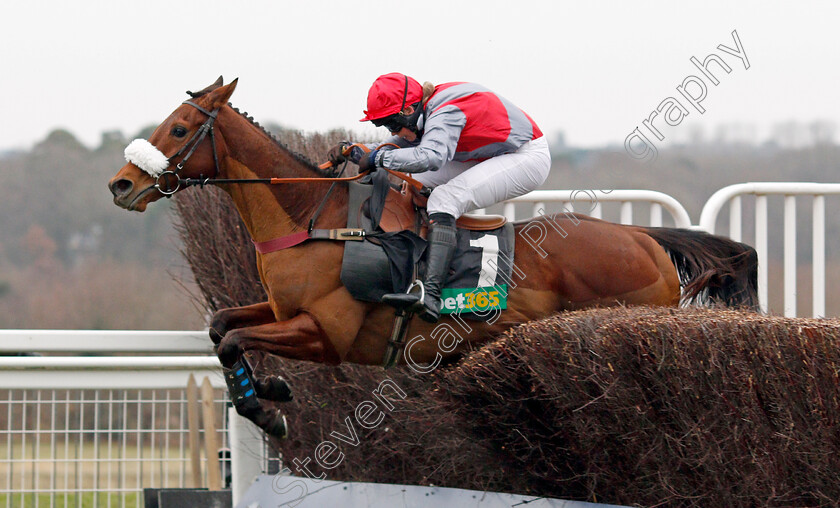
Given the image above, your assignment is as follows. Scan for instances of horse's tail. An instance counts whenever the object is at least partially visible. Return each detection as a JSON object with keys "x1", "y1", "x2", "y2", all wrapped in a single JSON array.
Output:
[{"x1": 641, "y1": 227, "x2": 759, "y2": 310}]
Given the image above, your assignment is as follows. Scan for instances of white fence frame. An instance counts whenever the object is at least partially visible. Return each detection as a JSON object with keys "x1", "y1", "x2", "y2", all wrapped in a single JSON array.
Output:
[
  {"x1": 0, "y1": 356, "x2": 222, "y2": 390},
  {"x1": 0, "y1": 330, "x2": 213, "y2": 355}
]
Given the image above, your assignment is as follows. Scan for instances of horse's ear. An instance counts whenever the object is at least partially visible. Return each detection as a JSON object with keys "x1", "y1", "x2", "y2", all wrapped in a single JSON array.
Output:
[
  {"x1": 186, "y1": 76, "x2": 225, "y2": 98},
  {"x1": 206, "y1": 78, "x2": 238, "y2": 110}
]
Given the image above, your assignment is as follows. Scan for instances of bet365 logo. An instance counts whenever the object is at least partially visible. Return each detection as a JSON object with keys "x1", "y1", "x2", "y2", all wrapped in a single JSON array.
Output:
[{"x1": 439, "y1": 285, "x2": 507, "y2": 315}]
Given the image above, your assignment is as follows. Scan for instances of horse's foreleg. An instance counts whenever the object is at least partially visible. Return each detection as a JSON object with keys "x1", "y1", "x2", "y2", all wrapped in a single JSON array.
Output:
[
  {"x1": 217, "y1": 312, "x2": 339, "y2": 438},
  {"x1": 217, "y1": 312, "x2": 340, "y2": 367},
  {"x1": 223, "y1": 358, "x2": 289, "y2": 438},
  {"x1": 209, "y1": 302, "x2": 276, "y2": 347}
]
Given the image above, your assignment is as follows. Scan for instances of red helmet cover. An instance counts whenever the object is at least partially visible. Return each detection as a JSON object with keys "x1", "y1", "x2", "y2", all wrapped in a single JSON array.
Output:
[{"x1": 360, "y1": 73, "x2": 423, "y2": 122}]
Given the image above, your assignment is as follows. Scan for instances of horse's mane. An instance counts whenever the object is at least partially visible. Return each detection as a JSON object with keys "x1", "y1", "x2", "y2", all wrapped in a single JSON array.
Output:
[
  {"x1": 186, "y1": 87, "x2": 331, "y2": 177},
  {"x1": 227, "y1": 104, "x2": 333, "y2": 177},
  {"x1": 228, "y1": 103, "x2": 347, "y2": 226}
]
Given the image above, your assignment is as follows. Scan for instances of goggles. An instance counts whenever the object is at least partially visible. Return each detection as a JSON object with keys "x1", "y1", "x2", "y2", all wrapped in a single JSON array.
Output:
[{"x1": 372, "y1": 114, "x2": 408, "y2": 134}]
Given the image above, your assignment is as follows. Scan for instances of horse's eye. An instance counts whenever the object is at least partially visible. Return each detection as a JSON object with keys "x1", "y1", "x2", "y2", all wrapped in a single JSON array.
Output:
[{"x1": 171, "y1": 126, "x2": 188, "y2": 138}]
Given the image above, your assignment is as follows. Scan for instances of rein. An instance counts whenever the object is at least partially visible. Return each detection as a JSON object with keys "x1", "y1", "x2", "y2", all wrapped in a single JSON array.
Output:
[
  {"x1": 152, "y1": 103, "x2": 424, "y2": 195},
  {"x1": 171, "y1": 170, "x2": 377, "y2": 191}
]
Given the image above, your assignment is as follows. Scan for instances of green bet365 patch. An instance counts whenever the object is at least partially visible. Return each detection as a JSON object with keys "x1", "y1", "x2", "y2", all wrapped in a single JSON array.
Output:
[{"x1": 439, "y1": 285, "x2": 507, "y2": 314}]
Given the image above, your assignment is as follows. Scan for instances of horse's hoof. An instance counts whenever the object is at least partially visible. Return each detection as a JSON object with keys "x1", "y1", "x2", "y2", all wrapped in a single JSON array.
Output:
[
  {"x1": 217, "y1": 341, "x2": 240, "y2": 368},
  {"x1": 254, "y1": 376, "x2": 294, "y2": 402},
  {"x1": 268, "y1": 411, "x2": 288, "y2": 439}
]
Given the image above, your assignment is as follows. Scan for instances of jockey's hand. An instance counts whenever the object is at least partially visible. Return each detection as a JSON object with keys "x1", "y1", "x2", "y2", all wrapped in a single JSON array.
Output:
[
  {"x1": 346, "y1": 145, "x2": 366, "y2": 164},
  {"x1": 327, "y1": 142, "x2": 350, "y2": 167},
  {"x1": 358, "y1": 149, "x2": 380, "y2": 172}
]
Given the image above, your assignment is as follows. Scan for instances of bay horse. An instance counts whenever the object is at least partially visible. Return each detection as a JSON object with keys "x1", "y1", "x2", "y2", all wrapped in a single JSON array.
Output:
[{"x1": 108, "y1": 77, "x2": 758, "y2": 437}]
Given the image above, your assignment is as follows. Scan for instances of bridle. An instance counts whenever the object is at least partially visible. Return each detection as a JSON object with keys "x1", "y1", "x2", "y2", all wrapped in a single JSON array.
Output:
[{"x1": 154, "y1": 100, "x2": 222, "y2": 196}]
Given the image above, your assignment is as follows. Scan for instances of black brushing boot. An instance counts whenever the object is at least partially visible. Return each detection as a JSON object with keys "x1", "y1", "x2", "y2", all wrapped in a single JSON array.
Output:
[{"x1": 382, "y1": 213, "x2": 457, "y2": 323}]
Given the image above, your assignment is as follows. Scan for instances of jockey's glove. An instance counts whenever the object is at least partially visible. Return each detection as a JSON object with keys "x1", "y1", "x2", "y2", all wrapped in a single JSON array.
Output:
[
  {"x1": 347, "y1": 145, "x2": 366, "y2": 164},
  {"x1": 358, "y1": 149, "x2": 381, "y2": 172},
  {"x1": 327, "y1": 142, "x2": 350, "y2": 166}
]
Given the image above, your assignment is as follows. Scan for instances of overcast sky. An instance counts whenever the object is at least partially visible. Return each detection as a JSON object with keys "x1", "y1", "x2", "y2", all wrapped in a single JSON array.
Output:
[{"x1": 1, "y1": 0, "x2": 837, "y2": 151}]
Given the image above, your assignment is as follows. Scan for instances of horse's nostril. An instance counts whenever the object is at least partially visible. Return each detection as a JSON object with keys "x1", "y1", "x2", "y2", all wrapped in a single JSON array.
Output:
[{"x1": 109, "y1": 178, "x2": 134, "y2": 198}]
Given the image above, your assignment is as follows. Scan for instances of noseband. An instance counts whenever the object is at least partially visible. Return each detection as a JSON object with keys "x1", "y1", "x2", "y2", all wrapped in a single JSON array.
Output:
[{"x1": 154, "y1": 100, "x2": 222, "y2": 196}]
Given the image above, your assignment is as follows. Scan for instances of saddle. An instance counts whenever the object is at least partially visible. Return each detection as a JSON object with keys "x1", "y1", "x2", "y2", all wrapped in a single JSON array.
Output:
[{"x1": 341, "y1": 175, "x2": 515, "y2": 305}]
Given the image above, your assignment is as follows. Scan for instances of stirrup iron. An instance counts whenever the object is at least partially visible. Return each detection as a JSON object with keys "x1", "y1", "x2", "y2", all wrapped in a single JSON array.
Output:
[{"x1": 382, "y1": 279, "x2": 425, "y2": 313}]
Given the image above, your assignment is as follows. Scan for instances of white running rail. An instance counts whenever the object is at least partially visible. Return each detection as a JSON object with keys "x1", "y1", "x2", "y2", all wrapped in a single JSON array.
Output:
[{"x1": 502, "y1": 189, "x2": 693, "y2": 228}]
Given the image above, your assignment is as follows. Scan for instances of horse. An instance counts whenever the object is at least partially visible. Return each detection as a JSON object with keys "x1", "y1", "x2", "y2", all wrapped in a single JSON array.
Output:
[{"x1": 108, "y1": 77, "x2": 758, "y2": 437}]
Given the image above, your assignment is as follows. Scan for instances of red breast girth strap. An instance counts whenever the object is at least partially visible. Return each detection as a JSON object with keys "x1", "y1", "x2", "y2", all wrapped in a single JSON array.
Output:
[{"x1": 252, "y1": 229, "x2": 366, "y2": 254}]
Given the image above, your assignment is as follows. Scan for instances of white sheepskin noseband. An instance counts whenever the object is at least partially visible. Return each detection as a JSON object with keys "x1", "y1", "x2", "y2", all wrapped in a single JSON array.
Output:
[{"x1": 124, "y1": 139, "x2": 169, "y2": 178}]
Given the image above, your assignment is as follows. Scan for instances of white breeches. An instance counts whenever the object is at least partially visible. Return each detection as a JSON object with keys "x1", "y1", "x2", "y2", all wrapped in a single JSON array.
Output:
[{"x1": 412, "y1": 136, "x2": 551, "y2": 218}]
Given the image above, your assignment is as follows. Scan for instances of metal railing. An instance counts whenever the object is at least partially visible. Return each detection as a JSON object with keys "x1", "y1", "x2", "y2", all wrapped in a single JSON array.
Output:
[{"x1": 0, "y1": 331, "x2": 268, "y2": 507}]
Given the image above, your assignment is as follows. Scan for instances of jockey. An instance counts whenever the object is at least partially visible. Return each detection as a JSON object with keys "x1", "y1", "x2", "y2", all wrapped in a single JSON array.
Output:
[{"x1": 330, "y1": 72, "x2": 551, "y2": 323}]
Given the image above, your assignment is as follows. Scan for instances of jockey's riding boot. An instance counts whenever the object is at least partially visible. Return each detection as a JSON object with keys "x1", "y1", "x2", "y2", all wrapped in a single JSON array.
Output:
[
  {"x1": 382, "y1": 213, "x2": 457, "y2": 323},
  {"x1": 417, "y1": 216, "x2": 458, "y2": 322}
]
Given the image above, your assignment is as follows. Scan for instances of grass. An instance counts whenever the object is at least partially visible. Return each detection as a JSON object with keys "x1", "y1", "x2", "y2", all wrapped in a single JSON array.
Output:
[
  {"x1": 0, "y1": 440, "x2": 221, "y2": 508},
  {"x1": 0, "y1": 440, "x2": 193, "y2": 488},
  {"x1": 0, "y1": 492, "x2": 139, "y2": 508}
]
